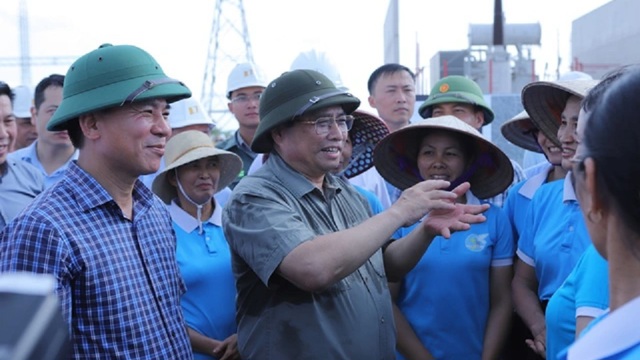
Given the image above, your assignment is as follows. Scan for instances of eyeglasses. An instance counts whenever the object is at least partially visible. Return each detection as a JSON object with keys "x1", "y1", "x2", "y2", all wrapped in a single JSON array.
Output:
[
  {"x1": 231, "y1": 93, "x2": 262, "y2": 104},
  {"x1": 299, "y1": 114, "x2": 354, "y2": 135}
]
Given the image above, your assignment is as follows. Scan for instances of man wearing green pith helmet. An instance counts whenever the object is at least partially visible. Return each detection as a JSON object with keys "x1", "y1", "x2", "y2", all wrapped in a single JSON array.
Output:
[
  {"x1": 419, "y1": 75, "x2": 526, "y2": 207},
  {"x1": 222, "y1": 69, "x2": 491, "y2": 359},
  {"x1": 0, "y1": 44, "x2": 194, "y2": 359}
]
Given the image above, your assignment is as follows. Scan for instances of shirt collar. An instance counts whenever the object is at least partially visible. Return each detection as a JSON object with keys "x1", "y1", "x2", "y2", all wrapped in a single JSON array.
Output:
[
  {"x1": 168, "y1": 198, "x2": 220, "y2": 232},
  {"x1": 235, "y1": 131, "x2": 256, "y2": 155},
  {"x1": 267, "y1": 151, "x2": 343, "y2": 199},
  {"x1": 15, "y1": 141, "x2": 39, "y2": 166},
  {"x1": 563, "y1": 172, "x2": 577, "y2": 203},
  {"x1": 519, "y1": 165, "x2": 553, "y2": 199},
  {"x1": 68, "y1": 162, "x2": 155, "y2": 215},
  {"x1": 568, "y1": 296, "x2": 640, "y2": 360}
]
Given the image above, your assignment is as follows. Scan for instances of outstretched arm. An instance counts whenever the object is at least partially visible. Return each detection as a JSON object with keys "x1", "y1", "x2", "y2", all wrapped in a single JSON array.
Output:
[
  {"x1": 278, "y1": 179, "x2": 462, "y2": 292},
  {"x1": 383, "y1": 182, "x2": 489, "y2": 280}
]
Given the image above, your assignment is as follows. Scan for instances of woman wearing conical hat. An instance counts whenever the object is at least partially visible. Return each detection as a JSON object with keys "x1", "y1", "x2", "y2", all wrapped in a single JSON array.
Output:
[
  {"x1": 511, "y1": 78, "x2": 601, "y2": 359},
  {"x1": 374, "y1": 115, "x2": 515, "y2": 359},
  {"x1": 152, "y1": 130, "x2": 243, "y2": 360}
]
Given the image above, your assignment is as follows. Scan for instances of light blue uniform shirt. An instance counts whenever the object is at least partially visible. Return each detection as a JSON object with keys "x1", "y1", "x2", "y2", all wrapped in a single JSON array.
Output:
[
  {"x1": 546, "y1": 245, "x2": 609, "y2": 359},
  {"x1": 503, "y1": 163, "x2": 554, "y2": 241},
  {"x1": 169, "y1": 200, "x2": 236, "y2": 360},
  {"x1": 8, "y1": 141, "x2": 78, "y2": 189},
  {"x1": 517, "y1": 174, "x2": 591, "y2": 300},
  {"x1": 0, "y1": 159, "x2": 44, "y2": 229},
  {"x1": 394, "y1": 191, "x2": 514, "y2": 360},
  {"x1": 560, "y1": 296, "x2": 640, "y2": 360}
]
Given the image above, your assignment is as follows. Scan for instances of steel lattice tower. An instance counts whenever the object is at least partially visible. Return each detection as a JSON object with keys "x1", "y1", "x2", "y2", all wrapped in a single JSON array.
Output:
[{"x1": 201, "y1": 0, "x2": 255, "y2": 130}]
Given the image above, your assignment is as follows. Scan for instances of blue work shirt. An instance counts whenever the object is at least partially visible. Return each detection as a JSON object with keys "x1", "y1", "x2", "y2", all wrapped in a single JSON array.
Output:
[
  {"x1": 170, "y1": 200, "x2": 236, "y2": 360},
  {"x1": 394, "y1": 191, "x2": 514, "y2": 359},
  {"x1": 546, "y1": 245, "x2": 609, "y2": 359},
  {"x1": 8, "y1": 140, "x2": 78, "y2": 189},
  {"x1": 560, "y1": 296, "x2": 640, "y2": 360},
  {"x1": 517, "y1": 174, "x2": 591, "y2": 300}
]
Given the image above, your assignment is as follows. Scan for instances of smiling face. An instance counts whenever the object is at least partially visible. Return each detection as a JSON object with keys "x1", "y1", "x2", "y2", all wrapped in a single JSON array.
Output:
[
  {"x1": 557, "y1": 95, "x2": 582, "y2": 170},
  {"x1": 0, "y1": 94, "x2": 16, "y2": 164},
  {"x1": 416, "y1": 130, "x2": 468, "y2": 183},
  {"x1": 537, "y1": 130, "x2": 562, "y2": 166},
  {"x1": 272, "y1": 105, "x2": 346, "y2": 186},
  {"x1": 88, "y1": 99, "x2": 172, "y2": 178}
]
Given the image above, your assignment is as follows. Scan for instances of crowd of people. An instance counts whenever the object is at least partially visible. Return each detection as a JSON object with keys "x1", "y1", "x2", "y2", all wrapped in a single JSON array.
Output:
[{"x1": 0, "y1": 42, "x2": 638, "y2": 360}]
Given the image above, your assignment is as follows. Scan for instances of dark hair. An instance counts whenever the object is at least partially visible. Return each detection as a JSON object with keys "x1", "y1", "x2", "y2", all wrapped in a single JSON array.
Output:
[
  {"x1": 67, "y1": 119, "x2": 84, "y2": 149},
  {"x1": 585, "y1": 67, "x2": 640, "y2": 252},
  {"x1": 34, "y1": 74, "x2": 64, "y2": 110},
  {"x1": 0, "y1": 82, "x2": 13, "y2": 103},
  {"x1": 582, "y1": 65, "x2": 636, "y2": 114},
  {"x1": 367, "y1": 64, "x2": 415, "y2": 94}
]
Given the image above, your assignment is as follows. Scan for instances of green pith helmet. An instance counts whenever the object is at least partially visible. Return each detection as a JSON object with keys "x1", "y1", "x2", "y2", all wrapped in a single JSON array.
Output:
[
  {"x1": 251, "y1": 69, "x2": 360, "y2": 153},
  {"x1": 47, "y1": 43, "x2": 192, "y2": 131},
  {"x1": 418, "y1": 75, "x2": 495, "y2": 125}
]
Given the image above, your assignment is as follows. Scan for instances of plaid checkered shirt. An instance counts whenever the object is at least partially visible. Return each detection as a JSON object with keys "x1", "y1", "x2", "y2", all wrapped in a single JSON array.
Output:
[{"x1": 0, "y1": 162, "x2": 192, "y2": 359}]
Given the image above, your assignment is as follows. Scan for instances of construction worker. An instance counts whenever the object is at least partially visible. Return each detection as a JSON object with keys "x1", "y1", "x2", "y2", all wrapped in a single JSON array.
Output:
[{"x1": 217, "y1": 62, "x2": 268, "y2": 189}]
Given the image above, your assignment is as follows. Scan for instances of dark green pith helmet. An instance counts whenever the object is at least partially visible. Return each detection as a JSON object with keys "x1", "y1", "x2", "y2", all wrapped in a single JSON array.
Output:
[
  {"x1": 251, "y1": 69, "x2": 361, "y2": 153},
  {"x1": 48, "y1": 43, "x2": 191, "y2": 131},
  {"x1": 418, "y1": 75, "x2": 494, "y2": 125}
]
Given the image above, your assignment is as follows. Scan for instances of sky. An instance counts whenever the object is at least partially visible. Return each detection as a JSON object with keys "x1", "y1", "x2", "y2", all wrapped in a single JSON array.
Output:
[{"x1": 0, "y1": 0, "x2": 612, "y2": 130}]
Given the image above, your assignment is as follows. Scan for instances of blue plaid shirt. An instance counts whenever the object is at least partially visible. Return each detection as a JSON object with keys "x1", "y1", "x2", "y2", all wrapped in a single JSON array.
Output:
[{"x1": 0, "y1": 162, "x2": 192, "y2": 359}]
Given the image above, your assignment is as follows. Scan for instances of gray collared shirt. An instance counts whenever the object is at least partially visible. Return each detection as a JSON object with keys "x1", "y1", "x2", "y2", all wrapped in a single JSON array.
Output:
[{"x1": 223, "y1": 152, "x2": 395, "y2": 360}]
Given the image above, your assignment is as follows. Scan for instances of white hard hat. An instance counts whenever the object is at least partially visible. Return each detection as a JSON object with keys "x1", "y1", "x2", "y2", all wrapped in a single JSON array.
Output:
[
  {"x1": 226, "y1": 62, "x2": 268, "y2": 99},
  {"x1": 168, "y1": 97, "x2": 214, "y2": 129},
  {"x1": 13, "y1": 85, "x2": 32, "y2": 118},
  {"x1": 290, "y1": 49, "x2": 346, "y2": 90}
]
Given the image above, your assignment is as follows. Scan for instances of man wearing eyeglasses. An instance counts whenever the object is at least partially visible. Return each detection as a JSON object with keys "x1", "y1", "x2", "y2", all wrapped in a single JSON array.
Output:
[
  {"x1": 216, "y1": 62, "x2": 268, "y2": 189},
  {"x1": 222, "y1": 69, "x2": 491, "y2": 360}
]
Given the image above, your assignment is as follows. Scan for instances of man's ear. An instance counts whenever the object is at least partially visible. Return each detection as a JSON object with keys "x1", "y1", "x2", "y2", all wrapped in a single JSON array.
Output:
[
  {"x1": 271, "y1": 125, "x2": 285, "y2": 147},
  {"x1": 368, "y1": 95, "x2": 376, "y2": 109},
  {"x1": 474, "y1": 110, "x2": 485, "y2": 128},
  {"x1": 78, "y1": 112, "x2": 101, "y2": 141}
]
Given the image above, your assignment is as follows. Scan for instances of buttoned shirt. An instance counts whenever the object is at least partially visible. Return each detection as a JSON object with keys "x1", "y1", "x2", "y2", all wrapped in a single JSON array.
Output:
[
  {"x1": 223, "y1": 152, "x2": 395, "y2": 360},
  {"x1": 0, "y1": 162, "x2": 192, "y2": 359},
  {"x1": 8, "y1": 140, "x2": 78, "y2": 189},
  {"x1": 170, "y1": 200, "x2": 237, "y2": 360},
  {"x1": 0, "y1": 159, "x2": 43, "y2": 230}
]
